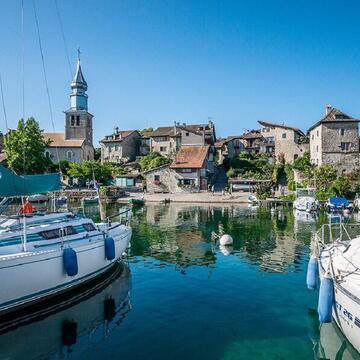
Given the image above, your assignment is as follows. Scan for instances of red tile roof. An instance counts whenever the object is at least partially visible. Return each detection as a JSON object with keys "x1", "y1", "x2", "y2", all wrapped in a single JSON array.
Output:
[{"x1": 170, "y1": 145, "x2": 209, "y2": 169}]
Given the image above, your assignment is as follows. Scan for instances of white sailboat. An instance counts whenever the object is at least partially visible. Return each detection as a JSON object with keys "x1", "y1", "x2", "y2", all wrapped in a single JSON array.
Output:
[
  {"x1": 0, "y1": 165, "x2": 132, "y2": 315},
  {"x1": 306, "y1": 221, "x2": 360, "y2": 354}
]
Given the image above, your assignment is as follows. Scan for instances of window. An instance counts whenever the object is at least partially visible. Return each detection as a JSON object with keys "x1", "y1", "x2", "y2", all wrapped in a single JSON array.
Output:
[
  {"x1": 316, "y1": 145, "x2": 318, "y2": 152},
  {"x1": 83, "y1": 223, "x2": 96, "y2": 232},
  {"x1": 179, "y1": 168, "x2": 193, "y2": 173},
  {"x1": 340, "y1": 129, "x2": 345, "y2": 136},
  {"x1": 179, "y1": 179, "x2": 194, "y2": 186},
  {"x1": 311, "y1": 134, "x2": 314, "y2": 140},
  {"x1": 155, "y1": 136, "x2": 168, "y2": 142},
  {"x1": 265, "y1": 136, "x2": 275, "y2": 143},
  {"x1": 45, "y1": 150, "x2": 51, "y2": 158},
  {"x1": 317, "y1": 130, "x2": 319, "y2": 136},
  {"x1": 185, "y1": 132, "x2": 189, "y2": 137},
  {"x1": 341, "y1": 142, "x2": 350, "y2": 151},
  {"x1": 282, "y1": 133, "x2": 287, "y2": 139},
  {"x1": 294, "y1": 154, "x2": 299, "y2": 160},
  {"x1": 66, "y1": 150, "x2": 73, "y2": 160},
  {"x1": 70, "y1": 115, "x2": 75, "y2": 126},
  {"x1": 160, "y1": 146, "x2": 167, "y2": 152},
  {"x1": 154, "y1": 175, "x2": 160, "y2": 181},
  {"x1": 76, "y1": 115, "x2": 80, "y2": 126},
  {"x1": 40, "y1": 226, "x2": 77, "y2": 240}
]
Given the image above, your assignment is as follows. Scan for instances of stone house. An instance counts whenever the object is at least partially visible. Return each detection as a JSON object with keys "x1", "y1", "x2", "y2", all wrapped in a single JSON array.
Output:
[
  {"x1": 148, "y1": 120, "x2": 216, "y2": 157},
  {"x1": 308, "y1": 105, "x2": 360, "y2": 173},
  {"x1": 258, "y1": 120, "x2": 307, "y2": 162},
  {"x1": 100, "y1": 128, "x2": 141, "y2": 164},
  {"x1": 214, "y1": 137, "x2": 241, "y2": 165},
  {"x1": 143, "y1": 145, "x2": 215, "y2": 193},
  {"x1": 239, "y1": 130, "x2": 268, "y2": 154},
  {"x1": 44, "y1": 57, "x2": 94, "y2": 163}
]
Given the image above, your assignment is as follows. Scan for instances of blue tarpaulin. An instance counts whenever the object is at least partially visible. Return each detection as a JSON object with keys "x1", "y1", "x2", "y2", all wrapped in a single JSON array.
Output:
[
  {"x1": 0, "y1": 165, "x2": 60, "y2": 197},
  {"x1": 329, "y1": 197, "x2": 349, "y2": 207}
]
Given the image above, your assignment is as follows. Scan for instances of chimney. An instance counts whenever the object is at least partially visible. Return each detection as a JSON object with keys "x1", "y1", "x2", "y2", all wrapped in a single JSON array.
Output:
[
  {"x1": 114, "y1": 126, "x2": 119, "y2": 134},
  {"x1": 174, "y1": 121, "x2": 177, "y2": 135},
  {"x1": 325, "y1": 104, "x2": 332, "y2": 115}
]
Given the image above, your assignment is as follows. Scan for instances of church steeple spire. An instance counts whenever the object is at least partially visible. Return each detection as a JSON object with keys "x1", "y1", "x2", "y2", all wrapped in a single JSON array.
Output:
[{"x1": 70, "y1": 51, "x2": 88, "y2": 110}]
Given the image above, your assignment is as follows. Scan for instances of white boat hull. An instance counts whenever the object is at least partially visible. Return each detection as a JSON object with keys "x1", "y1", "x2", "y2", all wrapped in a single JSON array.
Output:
[
  {"x1": 319, "y1": 262, "x2": 360, "y2": 354},
  {"x1": 0, "y1": 225, "x2": 131, "y2": 315}
]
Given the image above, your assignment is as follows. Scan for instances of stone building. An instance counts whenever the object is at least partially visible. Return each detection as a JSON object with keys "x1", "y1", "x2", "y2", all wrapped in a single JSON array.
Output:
[
  {"x1": 258, "y1": 120, "x2": 307, "y2": 162},
  {"x1": 239, "y1": 130, "x2": 269, "y2": 154},
  {"x1": 148, "y1": 121, "x2": 216, "y2": 157},
  {"x1": 100, "y1": 128, "x2": 141, "y2": 164},
  {"x1": 308, "y1": 105, "x2": 360, "y2": 173},
  {"x1": 143, "y1": 145, "x2": 215, "y2": 193},
  {"x1": 43, "y1": 56, "x2": 94, "y2": 163},
  {"x1": 214, "y1": 137, "x2": 242, "y2": 165}
]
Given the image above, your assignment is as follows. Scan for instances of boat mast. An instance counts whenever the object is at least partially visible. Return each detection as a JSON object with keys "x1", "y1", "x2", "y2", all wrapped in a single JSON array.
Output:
[{"x1": 21, "y1": 196, "x2": 27, "y2": 252}]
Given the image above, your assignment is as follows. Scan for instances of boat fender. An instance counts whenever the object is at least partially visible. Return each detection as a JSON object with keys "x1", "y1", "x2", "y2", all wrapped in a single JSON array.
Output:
[
  {"x1": 63, "y1": 248, "x2": 78, "y2": 276},
  {"x1": 219, "y1": 234, "x2": 233, "y2": 246},
  {"x1": 306, "y1": 256, "x2": 318, "y2": 290},
  {"x1": 105, "y1": 236, "x2": 116, "y2": 260},
  {"x1": 317, "y1": 273, "x2": 334, "y2": 323}
]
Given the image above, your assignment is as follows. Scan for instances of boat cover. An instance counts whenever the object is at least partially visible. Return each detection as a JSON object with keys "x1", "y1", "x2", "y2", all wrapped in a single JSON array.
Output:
[
  {"x1": 329, "y1": 197, "x2": 349, "y2": 207},
  {"x1": 0, "y1": 165, "x2": 60, "y2": 197}
]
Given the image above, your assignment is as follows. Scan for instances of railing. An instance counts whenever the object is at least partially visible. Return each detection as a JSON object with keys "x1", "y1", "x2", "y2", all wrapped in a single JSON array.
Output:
[{"x1": 319, "y1": 222, "x2": 360, "y2": 245}]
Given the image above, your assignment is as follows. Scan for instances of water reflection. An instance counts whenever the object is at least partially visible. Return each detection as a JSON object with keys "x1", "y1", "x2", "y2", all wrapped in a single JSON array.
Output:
[
  {"x1": 0, "y1": 263, "x2": 131, "y2": 360},
  {"x1": 130, "y1": 204, "x2": 317, "y2": 274}
]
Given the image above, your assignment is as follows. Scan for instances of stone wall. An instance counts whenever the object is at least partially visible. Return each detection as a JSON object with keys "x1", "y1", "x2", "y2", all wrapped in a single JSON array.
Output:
[
  {"x1": 310, "y1": 121, "x2": 359, "y2": 172},
  {"x1": 180, "y1": 129, "x2": 204, "y2": 145},
  {"x1": 101, "y1": 132, "x2": 140, "y2": 163}
]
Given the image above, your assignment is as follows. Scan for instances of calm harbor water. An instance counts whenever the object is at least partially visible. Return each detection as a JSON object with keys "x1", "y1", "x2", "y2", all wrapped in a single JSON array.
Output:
[{"x1": 1, "y1": 203, "x2": 360, "y2": 360}]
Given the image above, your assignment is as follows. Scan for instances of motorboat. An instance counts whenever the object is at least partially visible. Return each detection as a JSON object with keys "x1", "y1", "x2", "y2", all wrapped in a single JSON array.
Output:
[
  {"x1": 28, "y1": 194, "x2": 49, "y2": 203},
  {"x1": 0, "y1": 165, "x2": 132, "y2": 315},
  {"x1": 293, "y1": 188, "x2": 318, "y2": 212},
  {"x1": 325, "y1": 196, "x2": 353, "y2": 213},
  {"x1": 306, "y1": 220, "x2": 360, "y2": 354},
  {"x1": 55, "y1": 195, "x2": 67, "y2": 206}
]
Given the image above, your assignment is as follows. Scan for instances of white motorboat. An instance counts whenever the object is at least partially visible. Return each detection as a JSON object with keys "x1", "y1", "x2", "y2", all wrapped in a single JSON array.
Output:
[
  {"x1": 293, "y1": 188, "x2": 318, "y2": 212},
  {"x1": 28, "y1": 194, "x2": 49, "y2": 203},
  {"x1": 307, "y1": 221, "x2": 360, "y2": 354},
  {"x1": 0, "y1": 165, "x2": 132, "y2": 315}
]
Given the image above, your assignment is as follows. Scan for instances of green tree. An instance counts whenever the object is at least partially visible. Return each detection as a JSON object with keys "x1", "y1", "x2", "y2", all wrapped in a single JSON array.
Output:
[
  {"x1": 315, "y1": 165, "x2": 337, "y2": 191},
  {"x1": 5, "y1": 117, "x2": 52, "y2": 174},
  {"x1": 94, "y1": 148, "x2": 101, "y2": 161},
  {"x1": 67, "y1": 160, "x2": 113, "y2": 183},
  {"x1": 139, "y1": 152, "x2": 170, "y2": 171}
]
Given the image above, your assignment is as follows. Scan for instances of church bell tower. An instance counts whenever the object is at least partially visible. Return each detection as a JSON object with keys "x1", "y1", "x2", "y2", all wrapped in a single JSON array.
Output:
[{"x1": 65, "y1": 53, "x2": 93, "y2": 147}]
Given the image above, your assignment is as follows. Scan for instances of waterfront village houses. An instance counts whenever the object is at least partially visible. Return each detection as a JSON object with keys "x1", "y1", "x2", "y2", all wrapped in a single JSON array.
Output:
[
  {"x1": 43, "y1": 58, "x2": 94, "y2": 163},
  {"x1": 148, "y1": 120, "x2": 216, "y2": 157},
  {"x1": 258, "y1": 120, "x2": 308, "y2": 163},
  {"x1": 100, "y1": 128, "x2": 141, "y2": 164},
  {"x1": 214, "y1": 136, "x2": 244, "y2": 165},
  {"x1": 309, "y1": 105, "x2": 360, "y2": 173},
  {"x1": 143, "y1": 145, "x2": 215, "y2": 193}
]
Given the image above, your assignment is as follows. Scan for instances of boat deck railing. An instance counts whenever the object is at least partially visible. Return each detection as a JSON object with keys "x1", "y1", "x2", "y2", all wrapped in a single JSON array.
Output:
[{"x1": 319, "y1": 222, "x2": 360, "y2": 245}]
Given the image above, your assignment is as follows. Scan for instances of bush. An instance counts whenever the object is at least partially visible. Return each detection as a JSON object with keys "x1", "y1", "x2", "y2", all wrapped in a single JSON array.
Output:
[{"x1": 139, "y1": 152, "x2": 170, "y2": 172}]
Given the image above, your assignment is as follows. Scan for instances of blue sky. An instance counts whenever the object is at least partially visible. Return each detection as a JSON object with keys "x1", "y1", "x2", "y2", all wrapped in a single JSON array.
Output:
[{"x1": 1, "y1": 0, "x2": 360, "y2": 145}]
